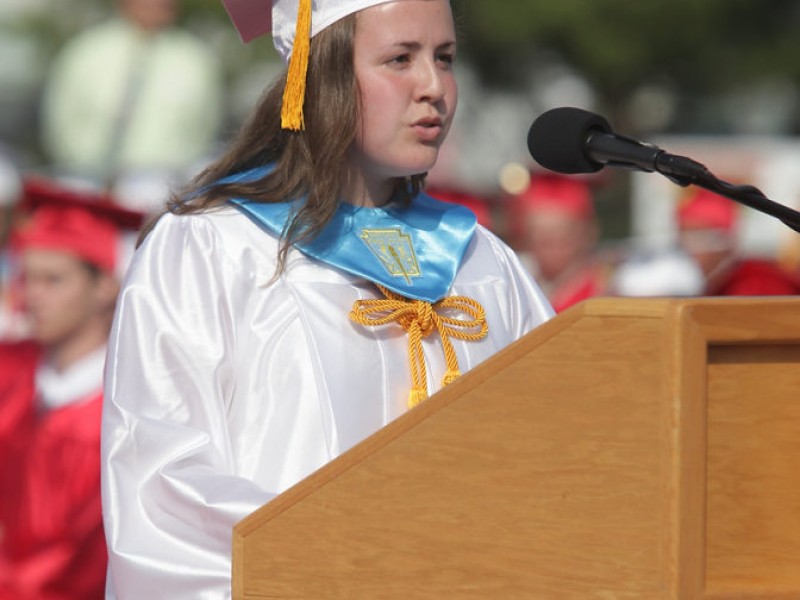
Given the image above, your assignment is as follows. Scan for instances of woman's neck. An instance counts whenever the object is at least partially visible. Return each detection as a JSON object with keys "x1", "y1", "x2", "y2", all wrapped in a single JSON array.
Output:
[{"x1": 342, "y1": 164, "x2": 394, "y2": 208}]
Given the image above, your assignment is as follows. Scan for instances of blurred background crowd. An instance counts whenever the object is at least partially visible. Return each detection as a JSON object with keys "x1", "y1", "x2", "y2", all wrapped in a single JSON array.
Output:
[
  {"x1": 2, "y1": 0, "x2": 800, "y2": 341},
  {"x1": 2, "y1": 0, "x2": 800, "y2": 596}
]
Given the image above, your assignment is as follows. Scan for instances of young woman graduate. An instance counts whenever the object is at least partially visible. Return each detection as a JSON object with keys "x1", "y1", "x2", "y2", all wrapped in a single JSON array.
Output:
[{"x1": 101, "y1": 1, "x2": 554, "y2": 597}]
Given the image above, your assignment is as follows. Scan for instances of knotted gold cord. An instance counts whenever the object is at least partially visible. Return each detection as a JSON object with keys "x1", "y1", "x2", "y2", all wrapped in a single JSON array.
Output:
[{"x1": 350, "y1": 284, "x2": 488, "y2": 408}]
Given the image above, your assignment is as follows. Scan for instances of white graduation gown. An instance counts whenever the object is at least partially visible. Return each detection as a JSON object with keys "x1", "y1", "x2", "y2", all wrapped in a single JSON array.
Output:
[{"x1": 101, "y1": 206, "x2": 553, "y2": 599}]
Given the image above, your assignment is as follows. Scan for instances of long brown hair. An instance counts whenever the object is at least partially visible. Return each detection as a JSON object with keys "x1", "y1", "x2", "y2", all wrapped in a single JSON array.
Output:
[{"x1": 144, "y1": 13, "x2": 425, "y2": 271}]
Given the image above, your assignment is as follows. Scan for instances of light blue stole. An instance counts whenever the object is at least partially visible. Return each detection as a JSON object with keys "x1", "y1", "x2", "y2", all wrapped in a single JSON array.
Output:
[{"x1": 223, "y1": 167, "x2": 476, "y2": 303}]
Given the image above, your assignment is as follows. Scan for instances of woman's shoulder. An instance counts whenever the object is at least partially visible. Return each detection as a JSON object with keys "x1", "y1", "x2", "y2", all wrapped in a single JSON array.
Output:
[
  {"x1": 467, "y1": 224, "x2": 520, "y2": 264},
  {"x1": 141, "y1": 205, "x2": 281, "y2": 268},
  {"x1": 154, "y1": 205, "x2": 273, "y2": 240}
]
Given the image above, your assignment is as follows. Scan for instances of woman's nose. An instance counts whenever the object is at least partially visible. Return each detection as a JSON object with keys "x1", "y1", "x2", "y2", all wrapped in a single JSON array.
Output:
[{"x1": 416, "y1": 59, "x2": 446, "y2": 103}]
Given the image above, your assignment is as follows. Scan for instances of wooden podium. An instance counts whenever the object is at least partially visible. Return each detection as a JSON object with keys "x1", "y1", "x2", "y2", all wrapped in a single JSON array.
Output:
[{"x1": 232, "y1": 297, "x2": 800, "y2": 599}]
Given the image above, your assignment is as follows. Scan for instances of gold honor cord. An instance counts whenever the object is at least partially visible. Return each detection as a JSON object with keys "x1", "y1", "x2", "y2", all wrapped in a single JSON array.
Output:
[{"x1": 350, "y1": 284, "x2": 488, "y2": 408}]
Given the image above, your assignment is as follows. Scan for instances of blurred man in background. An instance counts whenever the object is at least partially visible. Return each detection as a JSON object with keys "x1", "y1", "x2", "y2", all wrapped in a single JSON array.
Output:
[
  {"x1": 676, "y1": 187, "x2": 800, "y2": 296},
  {"x1": 39, "y1": 0, "x2": 224, "y2": 212},
  {"x1": 511, "y1": 173, "x2": 609, "y2": 312},
  {"x1": 0, "y1": 180, "x2": 143, "y2": 599}
]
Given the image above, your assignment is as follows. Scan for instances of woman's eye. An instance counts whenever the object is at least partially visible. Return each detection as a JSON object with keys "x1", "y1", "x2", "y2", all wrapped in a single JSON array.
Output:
[
  {"x1": 437, "y1": 53, "x2": 455, "y2": 68},
  {"x1": 389, "y1": 54, "x2": 411, "y2": 65}
]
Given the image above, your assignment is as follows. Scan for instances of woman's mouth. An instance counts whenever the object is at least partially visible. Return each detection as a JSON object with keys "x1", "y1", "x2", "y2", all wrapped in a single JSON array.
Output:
[{"x1": 412, "y1": 118, "x2": 444, "y2": 142}]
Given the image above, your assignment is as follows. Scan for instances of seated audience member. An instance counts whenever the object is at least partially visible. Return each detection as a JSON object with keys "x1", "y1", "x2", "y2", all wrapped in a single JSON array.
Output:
[
  {"x1": 677, "y1": 188, "x2": 800, "y2": 296},
  {"x1": 0, "y1": 179, "x2": 143, "y2": 600},
  {"x1": 511, "y1": 173, "x2": 608, "y2": 312}
]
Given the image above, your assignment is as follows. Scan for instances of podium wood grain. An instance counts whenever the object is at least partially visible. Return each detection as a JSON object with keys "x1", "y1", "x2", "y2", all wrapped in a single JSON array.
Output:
[{"x1": 233, "y1": 297, "x2": 800, "y2": 599}]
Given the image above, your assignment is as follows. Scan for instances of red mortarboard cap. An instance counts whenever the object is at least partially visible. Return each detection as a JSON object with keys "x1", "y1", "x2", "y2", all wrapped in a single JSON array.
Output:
[
  {"x1": 516, "y1": 174, "x2": 594, "y2": 220},
  {"x1": 12, "y1": 177, "x2": 146, "y2": 274},
  {"x1": 677, "y1": 188, "x2": 737, "y2": 232}
]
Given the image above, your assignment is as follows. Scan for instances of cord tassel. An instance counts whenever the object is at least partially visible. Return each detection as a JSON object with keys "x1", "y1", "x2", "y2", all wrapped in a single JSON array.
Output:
[{"x1": 281, "y1": 0, "x2": 311, "y2": 130}]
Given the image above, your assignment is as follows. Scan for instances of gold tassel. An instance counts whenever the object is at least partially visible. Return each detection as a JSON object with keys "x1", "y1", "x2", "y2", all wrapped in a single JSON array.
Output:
[
  {"x1": 281, "y1": 0, "x2": 312, "y2": 130},
  {"x1": 408, "y1": 388, "x2": 428, "y2": 409}
]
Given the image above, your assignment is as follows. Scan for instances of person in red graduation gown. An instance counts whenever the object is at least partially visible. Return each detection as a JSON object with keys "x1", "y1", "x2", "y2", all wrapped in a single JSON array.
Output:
[
  {"x1": 510, "y1": 173, "x2": 609, "y2": 312},
  {"x1": 676, "y1": 188, "x2": 800, "y2": 297},
  {"x1": 0, "y1": 179, "x2": 142, "y2": 599}
]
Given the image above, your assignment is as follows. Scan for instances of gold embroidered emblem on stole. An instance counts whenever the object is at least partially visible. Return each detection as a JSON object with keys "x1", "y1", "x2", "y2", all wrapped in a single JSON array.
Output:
[{"x1": 360, "y1": 229, "x2": 421, "y2": 284}]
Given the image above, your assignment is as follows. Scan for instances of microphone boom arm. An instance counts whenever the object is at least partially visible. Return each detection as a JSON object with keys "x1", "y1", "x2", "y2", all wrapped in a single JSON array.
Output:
[{"x1": 652, "y1": 152, "x2": 800, "y2": 235}]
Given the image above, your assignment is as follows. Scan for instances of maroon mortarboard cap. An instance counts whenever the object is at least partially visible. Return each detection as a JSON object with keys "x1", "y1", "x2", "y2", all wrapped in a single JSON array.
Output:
[{"x1": 221, "y1": 0, "x2": 272, "y2": 43}]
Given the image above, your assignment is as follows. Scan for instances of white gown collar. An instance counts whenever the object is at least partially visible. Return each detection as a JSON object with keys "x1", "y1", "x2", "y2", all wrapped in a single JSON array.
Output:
[{"x1": 36, "y1": 345, "x2": 107, "y2": 410}]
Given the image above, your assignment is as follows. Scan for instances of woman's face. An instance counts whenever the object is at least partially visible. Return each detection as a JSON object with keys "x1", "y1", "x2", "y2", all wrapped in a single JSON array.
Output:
[{"x1": 351, "y1": 0, "x2": 457, "y2": 191}]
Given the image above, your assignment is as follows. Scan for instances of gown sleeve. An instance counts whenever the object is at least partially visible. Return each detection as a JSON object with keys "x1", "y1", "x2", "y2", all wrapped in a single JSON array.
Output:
[
  {"x1": 479, "y1": 226, "x2": 555, "y2": 334},
  {"x1": 101, "y1": 213, "x2": 274, "y2": 600}
]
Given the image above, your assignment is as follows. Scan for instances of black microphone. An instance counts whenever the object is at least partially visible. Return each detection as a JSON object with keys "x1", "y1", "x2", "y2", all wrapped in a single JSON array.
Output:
[
  {"x1": 527, "y1": 107, "x2": 707, "y2": 180},
  {"x1": 526, "y1": 106, "x2": 800, "y2": 234}
]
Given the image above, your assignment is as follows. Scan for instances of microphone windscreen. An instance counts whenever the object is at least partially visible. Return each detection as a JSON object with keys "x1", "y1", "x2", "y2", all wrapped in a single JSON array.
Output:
[{"x1": 527, "y1": 107, "x2": 612, "y2": 174}]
